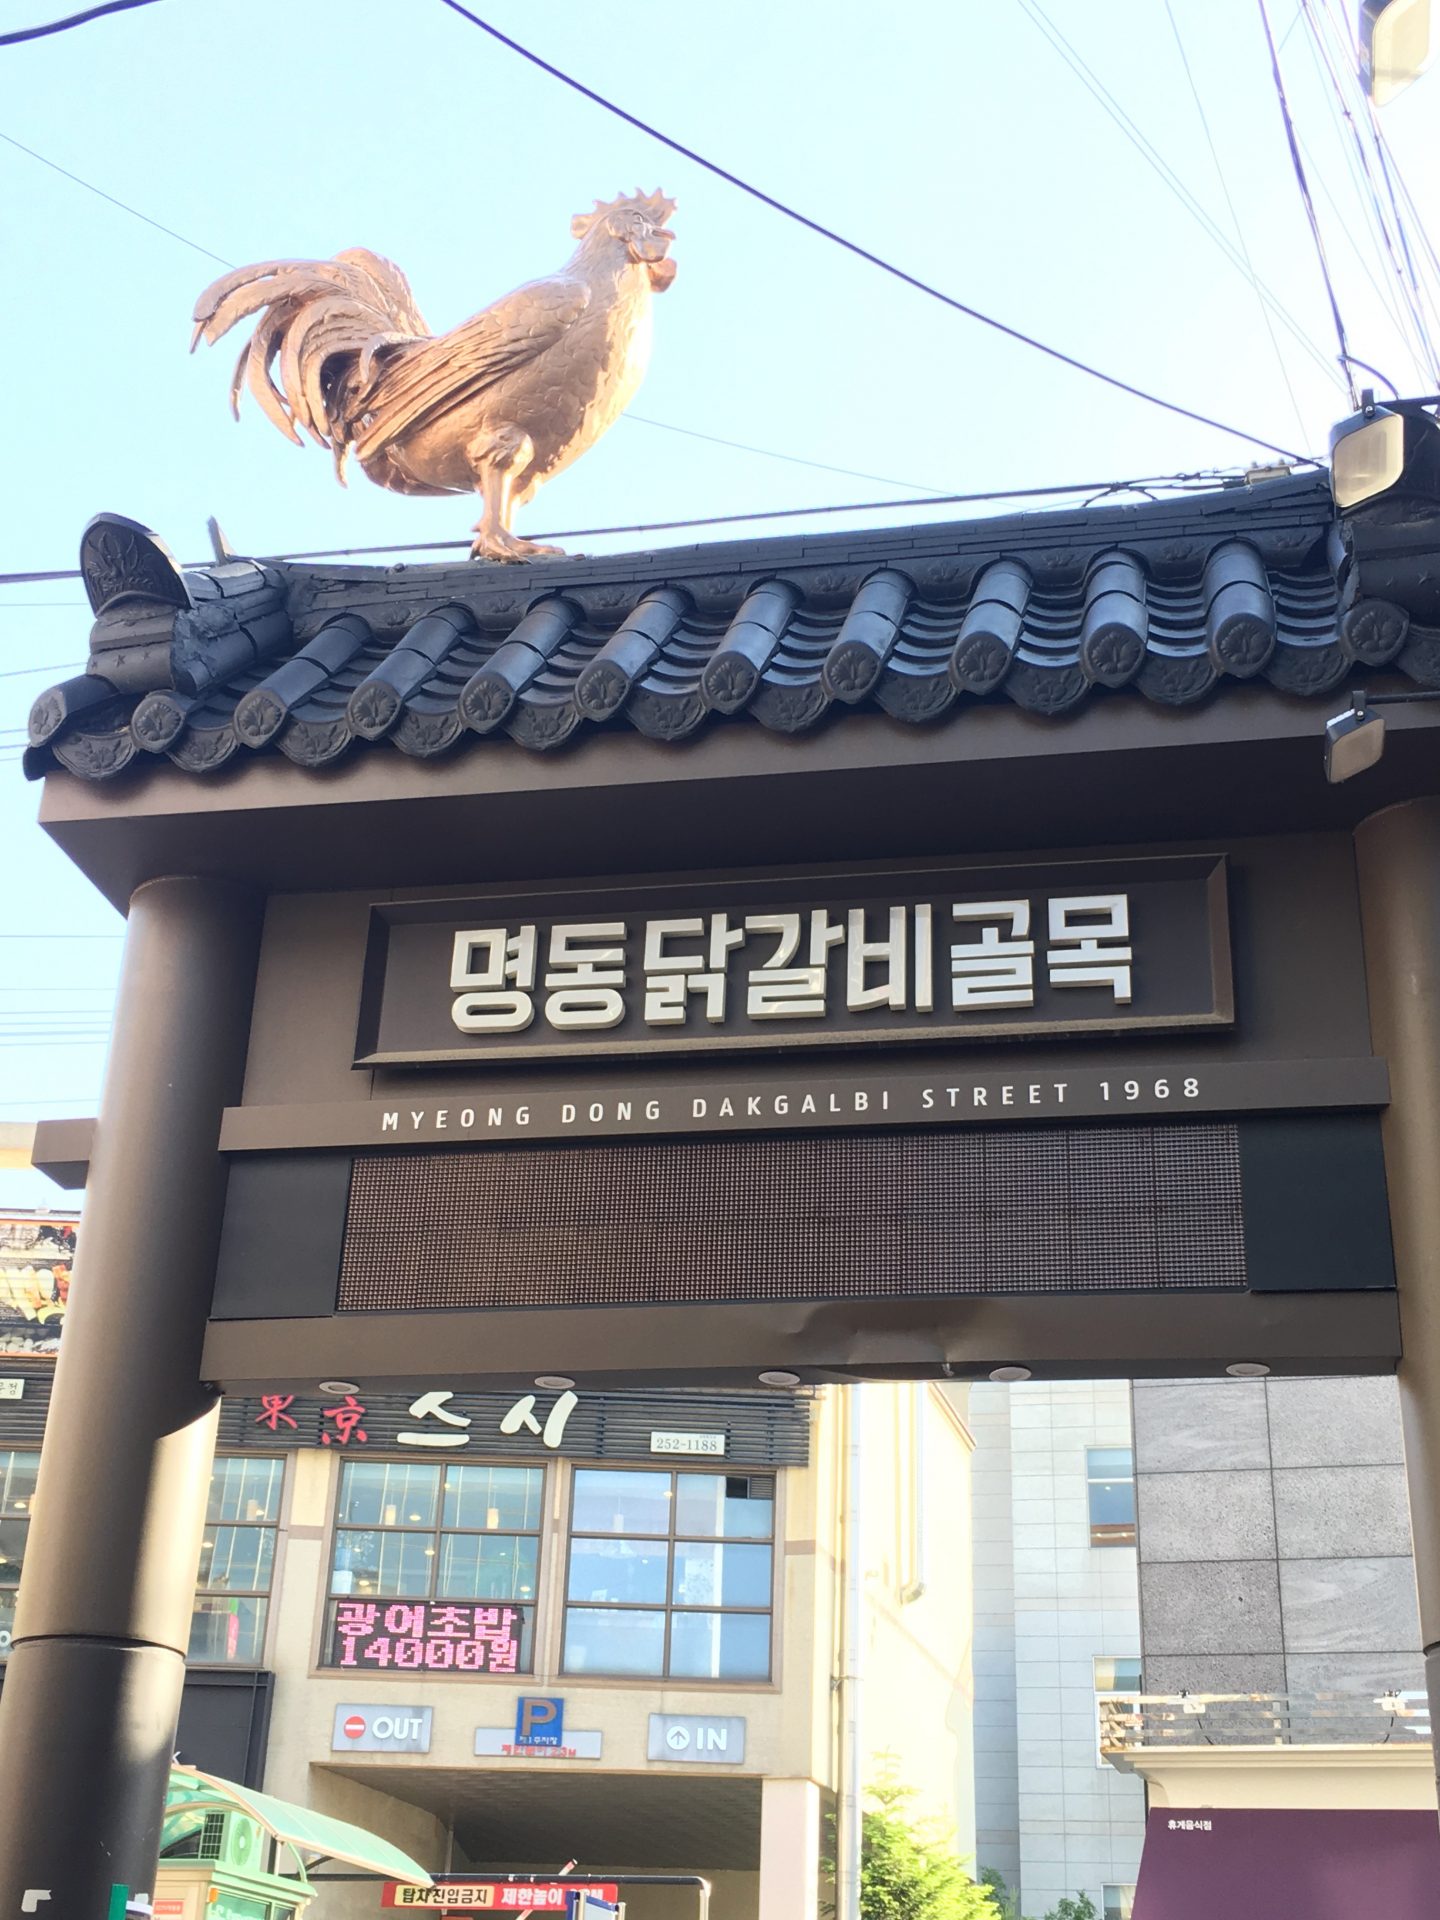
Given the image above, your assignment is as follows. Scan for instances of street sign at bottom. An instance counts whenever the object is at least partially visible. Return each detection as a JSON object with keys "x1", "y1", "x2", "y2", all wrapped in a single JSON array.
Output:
[{"x1": 382, "y1": 1886, "x2": 620, "y2": 1911}]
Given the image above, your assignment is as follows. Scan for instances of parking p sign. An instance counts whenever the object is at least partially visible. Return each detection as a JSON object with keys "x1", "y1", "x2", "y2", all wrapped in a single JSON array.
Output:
[{"x1": 514, "y1": 1696, "x2": 564, "y2": 1748}]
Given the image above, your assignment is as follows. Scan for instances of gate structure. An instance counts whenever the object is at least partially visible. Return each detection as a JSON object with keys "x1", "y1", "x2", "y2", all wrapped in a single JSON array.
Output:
[{"x1": 8, "y1": 459, "x2": 1440, "y2": 1908}]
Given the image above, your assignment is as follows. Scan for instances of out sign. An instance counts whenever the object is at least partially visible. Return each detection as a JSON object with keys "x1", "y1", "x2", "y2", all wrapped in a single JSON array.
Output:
[{"x1": 331, "y1": 1704, "x2": 434, "y2": 1752}]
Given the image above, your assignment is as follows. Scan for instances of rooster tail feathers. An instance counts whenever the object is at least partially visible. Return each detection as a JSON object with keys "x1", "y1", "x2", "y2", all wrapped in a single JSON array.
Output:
[{"x1": 193, "y1": 251, "x2": 433, "y2": 457}]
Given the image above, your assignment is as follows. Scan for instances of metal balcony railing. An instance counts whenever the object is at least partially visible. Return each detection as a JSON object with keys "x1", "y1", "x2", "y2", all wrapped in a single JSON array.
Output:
[{"x1": 1098, "y1": 1691, "x2": 1433, "y2": 1752}]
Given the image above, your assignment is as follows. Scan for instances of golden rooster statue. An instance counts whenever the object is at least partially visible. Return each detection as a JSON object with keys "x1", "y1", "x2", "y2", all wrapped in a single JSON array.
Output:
[{"x1": 191, "y1": 191, "x2": 677, "y2": 562}]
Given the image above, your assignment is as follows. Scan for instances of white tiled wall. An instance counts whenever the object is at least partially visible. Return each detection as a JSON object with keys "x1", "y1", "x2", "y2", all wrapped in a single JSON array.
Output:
[{"x1": 971, "y1": 1381, "x2": 1145, "y2": 1918}]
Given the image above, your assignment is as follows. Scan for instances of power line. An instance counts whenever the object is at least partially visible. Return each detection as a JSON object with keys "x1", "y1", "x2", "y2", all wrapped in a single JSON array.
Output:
[
  {"x1": 0, "y1": 133, "x2": 963, "y2": 500},
  {"x1": 435, "y1": 0, "x2": 1310, "y2": 463},
  {"x1": 1162, "y1": 0, "x2": 1309, "y2": 442},
  {"x1": 621, "y1": 415, "x2": 946, "y2": 494},
  {"x1": 1300, "y1": 0, "x2": 1440, "y2": 384},
  {"x1": 0, "y1": 470, "x2": 1295, "y2": 582},
  {"x1": 1256, "y1": 0, "x2": 1359, "y2": 407},
  {"x1": 0, "y1": 0, "x2": 161, "y2": 47},
  {"x1": 1017, "y1": 0, "x2": 1341, "y2": 395},
  {"x1": 0, "y1": 129, "x2": 229, "y2": 266}
]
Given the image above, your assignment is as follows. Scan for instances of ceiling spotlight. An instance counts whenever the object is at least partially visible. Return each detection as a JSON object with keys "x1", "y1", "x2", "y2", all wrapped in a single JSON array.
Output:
[
  {"x1": 989, "y1": 1365, "x2": 1033, "y2": 1383},
  {"x1": 318, "y1": 1380, "x2": 360, "y2": 1395},
  {"x1": 758, "y1": 1370, "x2": 801, "y2": 1388},
  {"x1": 1225, "y1": 1362, "x2": 1271, "y2": 1378},
  {"x1": 534, "y1": 1375, "x2": 576, "y2": 1391}
]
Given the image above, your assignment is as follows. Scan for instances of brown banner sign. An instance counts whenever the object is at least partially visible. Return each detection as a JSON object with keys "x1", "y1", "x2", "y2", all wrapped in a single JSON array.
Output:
[{"x1": 354, "y1": 855, "x2": 1233, "y2": 1066}]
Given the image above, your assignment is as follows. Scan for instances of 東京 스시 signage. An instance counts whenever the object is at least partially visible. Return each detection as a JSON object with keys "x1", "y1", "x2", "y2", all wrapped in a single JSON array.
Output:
[{"x1": 354, "y1": 855, "x2": 1232, "y2": 1067}]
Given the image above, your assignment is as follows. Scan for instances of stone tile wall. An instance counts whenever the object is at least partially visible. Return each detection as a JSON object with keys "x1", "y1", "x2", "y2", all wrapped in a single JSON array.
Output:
[
  {"x1": 970, "y1": 1380, "x2": 1145, "y2": 1918},
  {"x1": 1132, "y1": 1374, "x2": 1422, "y2": 1697}
]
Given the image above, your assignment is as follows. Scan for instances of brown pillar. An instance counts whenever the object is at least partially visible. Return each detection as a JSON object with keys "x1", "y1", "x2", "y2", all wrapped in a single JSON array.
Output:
[
  {"x1": 1355, "y1": 798, "x2": 1440, "y2": 1783},
  {"x1": 0, "y1": 877, "x2": 261, "y2": 1916}
]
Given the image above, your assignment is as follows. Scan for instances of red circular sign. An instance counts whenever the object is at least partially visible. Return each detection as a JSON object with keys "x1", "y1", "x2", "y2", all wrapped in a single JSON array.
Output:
[{"x1": 342, "y1": 1715, "x2": 366, "y2": 1740}]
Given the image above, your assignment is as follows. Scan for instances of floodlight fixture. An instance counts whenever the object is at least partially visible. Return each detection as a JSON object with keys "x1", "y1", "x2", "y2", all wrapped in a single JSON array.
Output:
[
  {"x1": 1330, "y1": 391, "x2": 1440, "y2": 510},
  {"x1": 1360, "y1": 0, "x2": 1434, "y2": 103},
  {"x1": 1324, "y1": 688, "x2": 1440, "y2": 782}
]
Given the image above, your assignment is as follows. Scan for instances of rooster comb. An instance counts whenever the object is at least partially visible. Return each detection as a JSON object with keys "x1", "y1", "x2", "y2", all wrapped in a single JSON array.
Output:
[{"x1": 572, "y1": 189, "x2": 676, "y2": 237}]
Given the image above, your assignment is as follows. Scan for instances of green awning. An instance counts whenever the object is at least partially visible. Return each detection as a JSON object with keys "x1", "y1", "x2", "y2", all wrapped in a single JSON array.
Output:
[{"x1": 166, "y1": 1767, "x2": 432, "y2": 1885}]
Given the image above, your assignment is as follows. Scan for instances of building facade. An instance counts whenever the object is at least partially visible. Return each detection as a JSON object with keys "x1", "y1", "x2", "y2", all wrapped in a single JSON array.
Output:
[
  {"x1": 0, "y1": 1354, "x2": 978, "y2": 1919},
  {"x1": 970, "y1": 1380, "x2": 1144, "y2": 1920},
  {"x1": 1132, "y1": 1372, "x2": 1422, "y2": 1699}
]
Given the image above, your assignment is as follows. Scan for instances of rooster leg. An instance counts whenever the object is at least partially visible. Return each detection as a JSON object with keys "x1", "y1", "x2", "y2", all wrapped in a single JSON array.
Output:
[{"x1": 466, "y1": 423, "x2": 564, "y2": 562}]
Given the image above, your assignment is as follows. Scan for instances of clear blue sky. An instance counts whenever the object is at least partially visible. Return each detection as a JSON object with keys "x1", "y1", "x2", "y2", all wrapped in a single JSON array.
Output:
[{"x1": 0, "y1": 0, "x2": 1436, "y2": 1203}]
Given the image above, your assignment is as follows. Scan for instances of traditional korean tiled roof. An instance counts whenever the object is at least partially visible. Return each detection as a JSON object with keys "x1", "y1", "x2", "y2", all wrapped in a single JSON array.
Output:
[{"x1": 23, "y1": 474, "x2": 1440, "y2": 781}]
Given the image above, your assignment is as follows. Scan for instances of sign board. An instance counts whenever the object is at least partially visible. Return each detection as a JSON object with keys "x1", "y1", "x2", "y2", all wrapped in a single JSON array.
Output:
[
  {"x1": 474, "y1": 1726, "x2": 602, "y2": 1760},
  {"x1": 650, "y1": 1430, "x2": 725, "y2": 1456},
  {"x1": 0, "y1": 1381, "x2": 24, "y2": 1401},
  {"x1": 355, "y1": 856, "x2": 1232, "y2": 1067},
  {"x1": 0, "y1": 1213, "x2": 74, "y2": 1357},
  {"x1": 647, "y1": 1713, "x2": 747, "y2": 1764},
  {"x1": 330, "y1": 1703, "x2": 433, "y2": 1752},
  {"x1": 382, "y1": 1887, "x2": 619, "y2": 1911},
  {"x1": 514, "y1": 1696, "x2": 563, "y2": 1747}
]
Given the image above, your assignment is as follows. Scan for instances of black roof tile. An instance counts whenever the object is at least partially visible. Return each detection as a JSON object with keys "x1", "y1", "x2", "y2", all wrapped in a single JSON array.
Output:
[{"x1": 21, "y1": 477, "x2": 1440, "y2": 780}]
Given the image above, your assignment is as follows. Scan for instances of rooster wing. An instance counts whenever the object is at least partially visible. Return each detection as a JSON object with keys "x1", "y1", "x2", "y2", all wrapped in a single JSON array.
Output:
[
  {"x1": 190, "y1": 248, "x2": 431, "y2": 467},
  {"x1": 349, "y1": 273, "x2": 591, "y2": 466}
]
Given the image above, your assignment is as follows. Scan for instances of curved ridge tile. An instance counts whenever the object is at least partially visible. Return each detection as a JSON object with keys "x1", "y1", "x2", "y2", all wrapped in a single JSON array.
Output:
[
  {"x1": 1080, "y1": 551, "x2": 1148, "y2": 688},
  {"x1": 235, "y1": 614, "x2": 373, "y2": 749},
  {"x1": 822, "y1": 568, "x2": 913, "y2": 703},
  {"x1": 1205, "y1": 541, "x2": 1276, "y2": 678},
  {"x1": 575, "y1": 586, "x2": 691, "y2": 720},
  {"x1": 348, "y1": 604, "x2": 474, "y2": 742},
  {"x1": 701, "y1": 579, "x2": 801, "y2": 715},
  {"x1": 459, "y1": 594, "x2": 581, "y2": 735},
  {"x1": 28, "y1": 674, "x2": 123, "y2": 749},
  {"x1": 950, "y1": 560, "x2": 1031, "y2": 695}
]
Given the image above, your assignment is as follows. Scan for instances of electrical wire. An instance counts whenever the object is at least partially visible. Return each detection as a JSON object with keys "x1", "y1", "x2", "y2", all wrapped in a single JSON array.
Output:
[
  {"x1": 1017, "y1": 0, "x2": 1341, "y2": 394},
  {"x1": 0, "y1": 469, "x2": 1304, "y2": 582},
  {"x1": 435, "y1": 0, "x2": 1310, "y2": 462},
  {"x1": 620, "y1": 414, "x2": 946, "y2": 495},
  {"x1": 0, "y1": 133, "x2": 953, "y2": 496},
  {"x1": 0, "y1": 128, "x2": 228, "y2": 266},
  {"x1": 1300, "y1": 0, "x2": 1440, "y2": 383},
  {"x1": 1162, "y1": 0, "x2": 1308, "y2": 442},
  {"x1": 0, "y1": 0, "x2": 161, "y2": 48},
  {"x1": 1256, "y1": 0, "x2": 1360, "y2": 405}
]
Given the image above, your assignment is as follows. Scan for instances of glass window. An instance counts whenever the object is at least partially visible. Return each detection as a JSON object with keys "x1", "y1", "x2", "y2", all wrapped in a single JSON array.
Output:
[
  {"x1": 563, "y1": 1470, "x2": 775, "y2": 1681},
  {"x1": 323, "y1": 1458, "x2": 544, "y2": 1672},
  {"x1": 1094, "y1": 1654, "x2": 1143, "y2": 1765},
  {"x1": 189, "y1": 1456, "x2": 284, "y2": 1666},
  {"x1": 1087, "y1": 1446, "x2": 1136, "y2": 1546},
  {"x1": 1103, "y1": 1888, "x2": 1135, "y2": 1920},
  {"x1": 0, "y1": 1450, "x2": 40, "y2": 1660}
]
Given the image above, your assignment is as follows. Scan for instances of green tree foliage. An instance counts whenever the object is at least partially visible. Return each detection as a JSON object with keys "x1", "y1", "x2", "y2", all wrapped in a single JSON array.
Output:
[
  {"x1": 981, "y1": 1868, "x2": 1021, "y2": 1920},
  {"x1": 1040, "y1": 1896, "x2": 1100, "y2": 1920},
  {"x1": 830, "y1": 1772, "x2": 999, "y2": 1919}
]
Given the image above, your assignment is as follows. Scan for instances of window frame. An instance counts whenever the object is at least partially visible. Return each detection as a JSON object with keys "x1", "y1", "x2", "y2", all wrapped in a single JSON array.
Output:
[
  {"x1": 1103, "y1": 1886, "x2": 1135, "y2": 1920},
  {"x1": 320, "y1": 1455, "x2": 547, "y2": 1674},
  {"x1": 560, "y1": 1465, "x2": 777, "y2": 1684},
  {"x1": 1086, "y1": 1445, "x2": 1137, "y2": 1547},
  {"x1": 189, "y1": 1453, "x2": 287, "y2": 1668}
]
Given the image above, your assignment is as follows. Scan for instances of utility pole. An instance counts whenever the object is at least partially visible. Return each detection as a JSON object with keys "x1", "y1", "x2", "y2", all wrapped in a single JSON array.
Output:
[
  {"x1": 836, "y1": 1383, "x2": 865, "y2": 1920},
  {"x1": 0, "y1": 878, "x2": 262, "y2": 1915}
]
